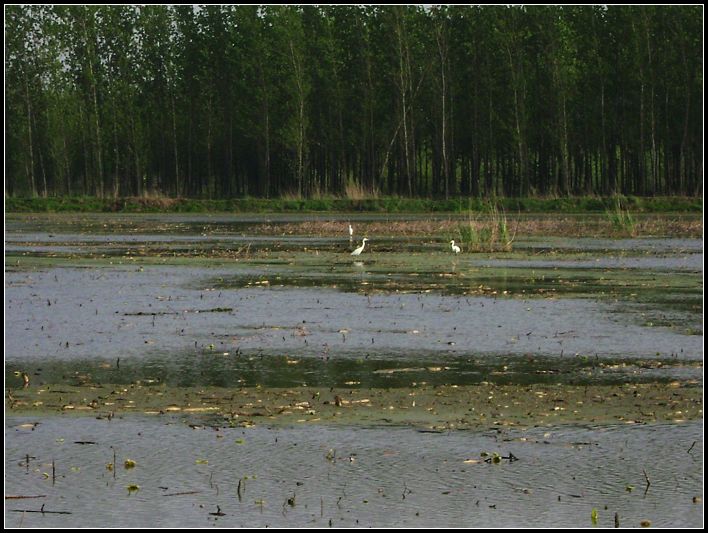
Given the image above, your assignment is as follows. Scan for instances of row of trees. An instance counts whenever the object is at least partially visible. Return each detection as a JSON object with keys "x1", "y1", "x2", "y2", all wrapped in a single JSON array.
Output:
[{"x1": 6, "y1": 5, "x2": 703, "y2": 199}]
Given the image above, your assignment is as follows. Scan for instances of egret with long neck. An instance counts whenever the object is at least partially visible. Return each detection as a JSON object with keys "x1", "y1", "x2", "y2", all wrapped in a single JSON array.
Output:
[{"x1": 351, "y1": 238, "x2": 369, "y2": 256}]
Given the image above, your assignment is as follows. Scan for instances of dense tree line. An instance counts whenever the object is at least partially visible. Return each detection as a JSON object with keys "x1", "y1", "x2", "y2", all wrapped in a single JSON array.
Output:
[{"x1": 5, "y1": 5, "x2": 703, "y2": 199}]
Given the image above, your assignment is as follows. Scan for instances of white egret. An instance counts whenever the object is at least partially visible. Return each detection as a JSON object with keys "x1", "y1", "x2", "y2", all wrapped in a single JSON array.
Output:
[
  {"x1": 351, "y1": 237, "x2": 369, "y2": 256},
  {"x1": 450, "y1": 240, "x2": 461, "y2": 254},
  {"x1": 348, "y1": 223, "x2": 354, "y2": 237}
]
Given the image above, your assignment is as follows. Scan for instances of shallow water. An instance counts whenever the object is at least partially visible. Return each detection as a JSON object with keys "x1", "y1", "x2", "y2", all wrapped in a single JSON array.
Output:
[
  {"x1": 5, "y1": 214, "x2": 704, "y2": 392},
  {"x1": 4, "y1": 267, "x2": 702, "y2": 365},
  {"x1": 5, "y1": 350, "x2": 702, "y2": 391},
  {"x1": 5, "y1": 213, "x2": 703, "y2": 527},
  {"x1": 5, "y1": 416, "x2": 703, "y2": 528},
  {"x1": 5, "y1": 215, "x2": 703, "y2": 383}
]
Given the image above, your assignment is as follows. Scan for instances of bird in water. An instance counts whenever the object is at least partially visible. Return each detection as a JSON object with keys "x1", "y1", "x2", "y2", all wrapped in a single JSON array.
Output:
[
  {"x1": 351, "y1": 237, "x2": 369, "y2": 256},
  {"x1": 450, "y1": 240, "x2": 461, "y2": 254}
]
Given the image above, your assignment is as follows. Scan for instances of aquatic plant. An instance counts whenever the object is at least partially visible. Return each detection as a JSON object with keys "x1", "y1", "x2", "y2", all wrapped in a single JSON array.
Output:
[
  {"x1": 606, "y1": 196, "x2": 637, "y2": 236},
  {"x1": 457, "y1": 200, "x2": 517, "y2": 252}
]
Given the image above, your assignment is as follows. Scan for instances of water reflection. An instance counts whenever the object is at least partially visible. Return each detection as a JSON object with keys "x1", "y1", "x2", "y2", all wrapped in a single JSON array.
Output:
[{"x1": 6, "y1": 352, "x2": 702, "y2": 390}]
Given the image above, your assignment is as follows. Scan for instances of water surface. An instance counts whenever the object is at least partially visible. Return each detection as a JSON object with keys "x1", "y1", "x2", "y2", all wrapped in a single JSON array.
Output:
[
  {"x1": 5, "y1": 213, "x2": 703, "y2": 528},
  {"x1": 5, "y1": 417, "x2": 702, "y2": 528}
]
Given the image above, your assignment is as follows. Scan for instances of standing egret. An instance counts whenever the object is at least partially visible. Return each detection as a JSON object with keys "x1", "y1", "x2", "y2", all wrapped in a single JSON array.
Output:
[
  {"x1": 450, "y1": 240, "x2": 461, "y2": 254},
  {"x1": 348, "y1": 223, "x2": 354, "y2": 242},
  {"x1": 351, "y1": 238, "x2": 369, "y2": 256}
]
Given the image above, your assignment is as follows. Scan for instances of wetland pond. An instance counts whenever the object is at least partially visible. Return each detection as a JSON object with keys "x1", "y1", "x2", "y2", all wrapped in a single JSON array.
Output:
[{"x1": 5, "y1": 212, "x2": 703, "y2": 527}]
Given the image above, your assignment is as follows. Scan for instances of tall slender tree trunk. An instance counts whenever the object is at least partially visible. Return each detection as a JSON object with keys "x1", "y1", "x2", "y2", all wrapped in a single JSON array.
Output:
[
  {"x1": 679, "y1": 88, "x2": 690, "y2": 196},
  {"x1": 436, "y1": 24, "x2": 449, "y2": 200},
  {"x1": 206, "y1": 96, "x2": 213, "y2": 197},
  {"x1": 187, "y1": 99, "x2": 194, "y2": 196},
  {"x1": 600, "y1": 83, "x2": 608, "y2": 194},
  {"x1": 23, "y1": 75, "x2": 37, "y2": 197},
  {"x1": 506, "y1": 43, "x2": 526, "y2": 196},
  {"x1": 365, "y1": 45, "x2": 376, "y2": 192},
  {"x1": 171, "y1": 94, "x2": 180, "y2": 196},
  {"x1": 394, "y1": 11, "x2": 413, "y2": 196},
  {"x1": 130, "y1": 112, "x2": 141, "y2": 196},
  {"x1": 486, "y1": 90, "x2": 494, "y2": 196},
  {"x1": 679, "y1": 41, "x2": 691, "y2": 196},
  {"x1": 80, "y1": 106, "x2": 90, "y2": 195},
  {"x1": 404, "y1": 30, "x2": 416, "y2": 196},
  {"x1": 289, "y1": 39, "x2": 306, "y2": 197},
  {"x1": 644, "y1": 18, "x2": 657, "y2": 195},
  {"x1": 663, "y1": 91, "x2": 669, "y2": 194},
  {"x1": 81, "y1": 14, "x2": 104, "y2": 197},
  {"x1": 62, "y1": 132, "x2": 71, "y2": 196},
  {"x1": 37, "y1": 138, "x2": 48, "y2": 197},
  {"x1": 264, "y1": 100, "x2": 271, "y2": 197},
  {"x1": 111, "y1": 98, "x2": 120, "y2": 198},
  {"x1": 560, "y1": 91, "x2": 570, "y2": 195}
]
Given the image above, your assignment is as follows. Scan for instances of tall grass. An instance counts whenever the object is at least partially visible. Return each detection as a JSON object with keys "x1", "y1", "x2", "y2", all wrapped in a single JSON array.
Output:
[
  {"x1": 344, "y1": 178, "x2": 380, "y2": 200},
  {"x1": 457, "y1": 201, "x2": 517, "y2": 252},
  {"x1": 606, "y1": 196, "x2": 637, "y2": 236}
]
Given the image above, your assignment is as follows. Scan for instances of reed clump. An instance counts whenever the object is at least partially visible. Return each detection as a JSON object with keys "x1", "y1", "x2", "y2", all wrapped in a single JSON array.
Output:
[
  {"x1": 606, "y1": 196, "x2": 637, "y2": 236},
  {"x1": 457, "y1": 201, "x2": 517, "y2": 252}
]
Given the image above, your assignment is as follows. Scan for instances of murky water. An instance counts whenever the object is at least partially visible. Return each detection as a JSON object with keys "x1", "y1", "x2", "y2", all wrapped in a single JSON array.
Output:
[
  {"x1": 5, "y1": 213, "x2": 703, "y2": 526},
  {"x1": 5, "y1": 213, "x2": 703, "y2": 388},
  {"x1": 5, "y1": 266, "x2": 702, "y2": 365},
  {"x1": 5, "y1": 416, "x2": 703, "y2": 528}
]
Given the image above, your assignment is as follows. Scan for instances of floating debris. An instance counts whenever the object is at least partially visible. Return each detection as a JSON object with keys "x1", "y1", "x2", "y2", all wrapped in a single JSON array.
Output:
[
  {"x1": 209, "y1": 505, "x2": 226, "y2": 516},
  {"x1": 10, "y1": 504, "x2": 71, "y2": 515}
]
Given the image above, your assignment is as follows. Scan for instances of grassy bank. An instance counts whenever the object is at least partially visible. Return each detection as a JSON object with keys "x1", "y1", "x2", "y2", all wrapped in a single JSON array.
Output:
[{"x1": 5, "y1": 195, "x2": 703, "y2": 214}]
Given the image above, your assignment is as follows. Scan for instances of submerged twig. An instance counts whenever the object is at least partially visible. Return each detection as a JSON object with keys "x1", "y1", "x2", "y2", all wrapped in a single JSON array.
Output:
[
  {"x1": 209, "y1": 505, "x2": 225, "y2": 516},
  {"x1": 11, "y1": 504, "x2": 71, "y2": 515},
  {"x1": 642, "y1": 468, "x2": 651, "y2": 487},
  {"x1": 642, "y1": 468, "x2": 652, "y2": 497}
]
